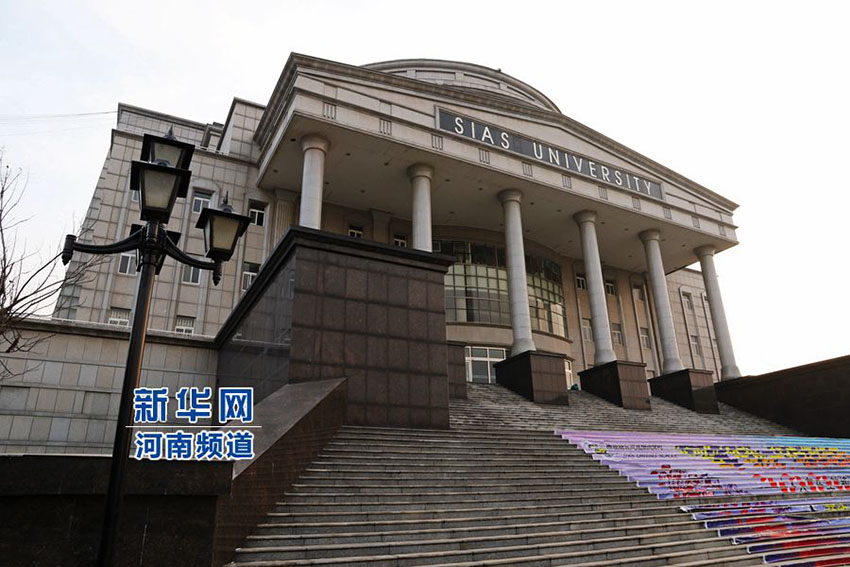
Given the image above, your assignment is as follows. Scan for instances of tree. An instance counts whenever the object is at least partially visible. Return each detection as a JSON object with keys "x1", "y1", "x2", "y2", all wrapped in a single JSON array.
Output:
[{"x1": 0, "y1": 149, "x2": 96, "y2": 379}]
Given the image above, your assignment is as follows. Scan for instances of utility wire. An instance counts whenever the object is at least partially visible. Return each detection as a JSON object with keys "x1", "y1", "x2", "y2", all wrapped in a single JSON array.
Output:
[{"x1": 0, "y1": 111, "x2": 117, "y2": 122}]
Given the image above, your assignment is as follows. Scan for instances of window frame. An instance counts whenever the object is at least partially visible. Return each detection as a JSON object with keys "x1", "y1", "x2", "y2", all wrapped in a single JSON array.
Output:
[
  {"x1": 248, "y1": 202, "x2": 266, "y2": 227},
  {"x1": 576, "y1": 274, "x2": 587, "y2": 290},
  {"x1": 639, "y1": 327, "x2": 651, "y2": 349},
  {"x1": 611, "y1": 322, "x2": 624, "y2": 345},
  {"x1": 393, "y1": 234, "x2": 407, "y2": 248},
  {"x1": 690, "y1": 334, "x2": 702, "y2": 356},
  {"x1": 191, "y1": 190, "x2": 213, "y2": 214},
  {"x1": 174, "y1": 316, "x2": 195, "y2": 335},
  {"x1": 348, "y1": 225, "x2": 364, "y2": 239},
  {"x1": 464, "y1": 345, "x2": 507, "y2": 384},
  {"x1": 581, "y1": 318, "x2": 593, "y2": 341},
  {"x1": 181, "y1": 264, "x2": 201, "y2": 285},
  {"x1": 241, "y1": 262, "x2": 260, "y2": 292},
  {"x1": 117, "y1": 252, "x2": 136, "y2": 275},
  {"x1": 108, "y1": 308, "x2": 131, "y2": 327},
  {"x1": 604, "y1": 280, "x2": 617, "y2": 296}
]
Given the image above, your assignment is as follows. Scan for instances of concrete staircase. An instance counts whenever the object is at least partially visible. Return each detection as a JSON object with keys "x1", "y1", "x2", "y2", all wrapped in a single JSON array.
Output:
[{"x1": 227, "y1": 384, "x2": 838, "y2": 566}]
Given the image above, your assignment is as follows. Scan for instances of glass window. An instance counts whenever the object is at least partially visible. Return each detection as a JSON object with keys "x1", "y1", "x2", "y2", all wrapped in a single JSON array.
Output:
[
  {"x1": 242, "y1": 262, "x2": 260, "y2": 292},
  {"x1": 640, "y1": 327, "x2": 651, "y2": 349},
  {"x1": 691, "y1": 335, "x2": 702, "y2": 356},
  {"x1": 393, "y1": 234, "x2": 407, "y2": 247},
  {"x1": 117, "y1": 253, "x2": 136, "y2": 275},
  {"x1": 174, "y1": 316, "x2": 195, "y2": 335},
  {"x1": 182, "y1": 265, "x2": 201, "y2": 285},
  {"x1": 108, "y1": 308, "x2": 130, "y2": 326},
  {"x1": 612, "y1": 323, "x2": 624, "y2": 345},
  {"x1": 464, "y1": 346, "x2": 507, "y2": 384},
  {"x1": 605, "y1": 281, "x2": 617, "y2": 296},
  {"x1": 192, "y1": 191, "x2": 212, "y2": 214},
  {"x1": 581, "y1": 318, "x2": 593, "y2": 341},
  {"x1": 565, "y1": 359, "x2": 574, "y2": 388},
  {"x1": 633, "y1": 284, "x2": 645, "y2": 301},
  {"x1": 348, "y1": 225, "x2": 363, "y2": 238},
  {"x1": 576, "y1": 274, "x2": 587, "y2": 290},
  {"x1": 248, "y1": 202, "x2": 266, "y2": 226},
  {"x1": 683, "y1": 292, "x2": 694, "y2": 311}
]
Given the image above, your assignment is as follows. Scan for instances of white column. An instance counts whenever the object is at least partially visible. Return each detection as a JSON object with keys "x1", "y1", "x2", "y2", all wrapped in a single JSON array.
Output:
[
  {"x1": 498, "y1": 190, "x2": 536, "y2": 355},
  {"x1": 695, "y1": 245, "x2": 741, "y2": 380},
  {"x1": 299, "y1": 135, "x2": 330, "y2": 230},
  {"x1": 573, "y1": 210, "x2": 616, "y2": 365},
  {"x1": 640, "y1": 229, "x2": 685, "y2": 374},
  {"x1": 407, "y1": 164, "x2": 433, "y2": 251}
]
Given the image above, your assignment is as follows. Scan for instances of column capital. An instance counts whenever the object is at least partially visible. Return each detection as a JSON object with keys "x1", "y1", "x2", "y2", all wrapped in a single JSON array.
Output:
[
  {"x1": 573, "y1": 210, "x2": 597, "y2": 224},
  {"x1": 301, "y1": 134, "x2": 330, "y2": 154},
  {"x1": 497, "y1": 189, "x2": 523, "y2": 204},
  {"x1": 407, "y1": 163, "x2": 434, "y2": 181},
  {"x1": 639, "y1": 228, "x2": 662, "y2": 242},
  {"x1": 694, "y1": 244, "x2": 716, "y2": 258}
]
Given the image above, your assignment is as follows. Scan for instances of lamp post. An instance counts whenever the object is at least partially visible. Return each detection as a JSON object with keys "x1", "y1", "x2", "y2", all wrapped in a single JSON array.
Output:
[{"x1": 60, "y1": 130, "x2": 250, "y2": 567}]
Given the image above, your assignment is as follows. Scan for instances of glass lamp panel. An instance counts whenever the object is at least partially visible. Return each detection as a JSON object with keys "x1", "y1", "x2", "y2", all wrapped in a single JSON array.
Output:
[
  {"x1": 210, "y1": 214, "x2": 240, "y2": 252},
  {"x1": 151, "y1": 142, "x2": 183, "y2": 168},
  {"x1": 141, "y1": 169, "x2": 178, "y2": 210}
]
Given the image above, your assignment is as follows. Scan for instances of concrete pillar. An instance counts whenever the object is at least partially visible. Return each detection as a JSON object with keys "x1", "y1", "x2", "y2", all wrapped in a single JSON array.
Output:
[
  {"x1": 695, "y1": 245, "x2": 741, "y2": 380},
  {"x1": 408, "y1": 164, "x2": 433, "y2": 252},
  {"x1": 573, "y1": 210, "x2": 616, "y2": 365},
  {"x1": 639, "y1": 229, "x2": 685, "y2": 374},
  {"x1": 498, "y1": 189, "x2": 536, "y2": 355},
  {"x1": 299, "y1": 135, "x2": 330, "y2": 230}
]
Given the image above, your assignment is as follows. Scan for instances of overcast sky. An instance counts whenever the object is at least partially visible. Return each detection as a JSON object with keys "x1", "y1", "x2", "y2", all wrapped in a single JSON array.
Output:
[{"x1": 1, "y1": 0, "x2": 847, "y2": 375}]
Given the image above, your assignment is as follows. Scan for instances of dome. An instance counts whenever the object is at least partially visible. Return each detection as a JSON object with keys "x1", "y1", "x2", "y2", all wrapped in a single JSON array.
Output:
[{"x1": 363, "y1": 59, "x2": 560, "y2": 113}]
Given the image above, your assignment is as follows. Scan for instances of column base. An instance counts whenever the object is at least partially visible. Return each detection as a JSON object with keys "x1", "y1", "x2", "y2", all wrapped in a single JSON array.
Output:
[
  {"x1": 578, "y1": 360, "x2": 650, "y2": 410},
  {"x1": 649, "y1": 368, "x2": 719, "y2": 414},
  {"x1": 494, "y1": 351, "x2": 569, "y2": 405}
]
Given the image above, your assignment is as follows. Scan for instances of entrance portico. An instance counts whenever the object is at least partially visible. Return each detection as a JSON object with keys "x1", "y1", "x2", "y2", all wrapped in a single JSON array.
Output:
[{"x1": 252, "y1": 54, "x2": 742, "y2": 384}]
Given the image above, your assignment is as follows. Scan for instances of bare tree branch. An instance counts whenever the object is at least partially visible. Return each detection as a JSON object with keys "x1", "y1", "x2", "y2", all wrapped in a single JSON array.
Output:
[{"x1": 0, "y1": 149, "x2": 101, "y2": 380}]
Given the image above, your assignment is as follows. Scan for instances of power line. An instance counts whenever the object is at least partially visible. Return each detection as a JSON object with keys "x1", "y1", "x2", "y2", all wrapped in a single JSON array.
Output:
[{"x1": 0, "y1": 111, "x2": 117, "y2": 122}]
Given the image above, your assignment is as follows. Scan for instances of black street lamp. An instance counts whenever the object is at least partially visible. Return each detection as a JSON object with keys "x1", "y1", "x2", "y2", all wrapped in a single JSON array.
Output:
[{"x1": 61, "y1": 130, "x2": 250, "y2": 567}]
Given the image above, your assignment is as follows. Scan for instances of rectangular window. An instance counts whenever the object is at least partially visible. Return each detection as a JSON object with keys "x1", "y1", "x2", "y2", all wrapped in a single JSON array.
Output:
[
  {"x1": 108, "y1": 308, "x2": 130, "y2": 326},
  {"x1": 393, "y1": 234, "x2": 407, "y2": 248},
  {"x1": 633, "y1": 284, "x2": 645, "y2": 301},
  {"x1": 682, "y1": 292, "x2": 694, "y2": 311},
  {"x1": 576, "y1": 274, "x2": 587, "y2": 290},
  {"x1": 640, "y1": 327, "x2": 651, "y2": 349},
  {"x1": 174, "y1": 316, "x2": 195, "y2": 335},
  {"x1": 248, "y1": 202, "x2": 266, "y2": 226},
  {"x1": 690, "y1": 334, "x2": 702, "y2": 356},
  {"x1": 192, "y1": 191, "x2": 212, "y2": 214},
  {"x1": 581, "y1": 318, "x2": 593, "y2": 341},
  {"x1": 605, "y1": 281, "x2": 617, "y2": 296},
  {"x1": 117, "y1": 253, "x2": 136, "y2": 275},
  {"x1": 464, "y1": 345, "x2": 507, "y2": 384},
  {"x1": 612, "y1": 323, "x2": 624, "y2": 345},
  {"x1": 181, "y1": 264, "x2": 201, "y2": 285},
  {"x1": 348, "y1": 225, "x2": 364, "y2": 238},
  {"x1": 242, "y1": 262, "x2": 260, "y2": 292}
]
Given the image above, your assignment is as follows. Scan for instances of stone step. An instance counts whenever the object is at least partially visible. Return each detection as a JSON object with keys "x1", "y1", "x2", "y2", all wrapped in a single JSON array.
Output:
[
  {"x1": 320, "y1": 446, "x2": 588, "y2": 458},
  {"x1": 258, "y1": 508, "x2": 687, "y2": 535},
  {"x1": 268, "y1": 501, "x2": 678, "y2": 523},
  {"x1": 252, "y1": 517, "x2": 701, "y2": 544},
  {"x1": 231, "y1": 535, "x2": 747, "y2": 565},
  {"x1": 275, "y1": 491, "x2": 659, "y2": 512},
  {"x1": 238, "y1": 525, "x2": 713, "y2": 561},
  {"x1": 292, "y1": 476, "x2": 628, "y2": 490},
  {"x1": 307, "y1": 462, "x2": 619, "y2": 473},
  {"x1": 284, "y1": 486, "x2": 647, "y2": 503}
]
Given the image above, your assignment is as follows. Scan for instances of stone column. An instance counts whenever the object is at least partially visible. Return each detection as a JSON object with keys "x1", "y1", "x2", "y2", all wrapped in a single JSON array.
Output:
[
  {"x1": 498, "y1": 190, "x2": 536, "y2": 355},
  {"x1": 639, "y1": 229, "x2": 685, "y2": 374},
  {"x1": 695, "y1": 245, "x2": 741, "y2": 380},
  {"x1": 407, "y1": 164, "x2": 434, "y2": 252},
  {"x1": 573, "y1": 210, "x2": 616, "y2": 365},
  {"x1": 299, "y1": 135, "x2": 330, "y2": 230}
]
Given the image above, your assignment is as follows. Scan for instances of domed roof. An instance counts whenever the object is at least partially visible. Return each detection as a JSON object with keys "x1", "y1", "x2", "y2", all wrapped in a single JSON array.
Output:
[{"x1": 363, "y1": 59, "x2": 560, "y2": 113}]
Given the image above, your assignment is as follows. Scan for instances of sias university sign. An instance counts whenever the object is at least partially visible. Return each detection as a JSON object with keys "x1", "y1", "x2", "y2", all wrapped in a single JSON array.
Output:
[{"x1": 437, "y1": 109, "x2": 663, "y2": 200}]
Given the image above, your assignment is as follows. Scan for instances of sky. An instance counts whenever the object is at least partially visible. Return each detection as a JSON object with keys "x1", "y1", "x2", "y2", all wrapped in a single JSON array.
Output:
[{"x1": 1, "y1": 0, "x2": 848, "y2": 375}]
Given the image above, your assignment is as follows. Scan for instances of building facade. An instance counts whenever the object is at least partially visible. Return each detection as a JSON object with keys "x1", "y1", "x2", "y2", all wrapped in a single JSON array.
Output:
[{"x1": 55, "y1": 53, "x2": 741, "y2": 383}]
